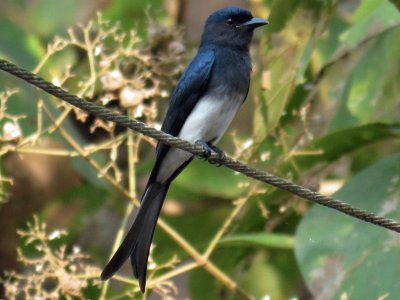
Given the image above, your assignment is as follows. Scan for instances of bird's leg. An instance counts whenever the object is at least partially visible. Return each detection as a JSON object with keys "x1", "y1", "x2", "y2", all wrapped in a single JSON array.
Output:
[{"x1": 195, "y1": 140, "x2": 225, "y2": 166}]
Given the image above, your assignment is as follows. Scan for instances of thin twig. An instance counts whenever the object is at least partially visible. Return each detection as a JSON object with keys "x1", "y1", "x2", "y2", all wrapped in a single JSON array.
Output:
[
  {"x1": 147, "y1": 262, "x2": 199, "y2": 289},
  {"x1": 204, "y1": 196, "x2": 249, "y2": 259}
]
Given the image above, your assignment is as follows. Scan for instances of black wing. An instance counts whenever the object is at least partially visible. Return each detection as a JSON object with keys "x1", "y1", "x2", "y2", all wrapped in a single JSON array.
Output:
[
  {"x1": 148, "y1": 49, "x2": 215, "y2": 183},
  {"x1": 161, "y1": 49, "x2": 215, "y2": 138}
]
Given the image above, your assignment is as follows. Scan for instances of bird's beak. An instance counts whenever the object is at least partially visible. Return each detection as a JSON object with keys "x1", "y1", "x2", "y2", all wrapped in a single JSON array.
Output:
[{"x1": 237, "y1": 17, "x2": 269, "y2": 29}]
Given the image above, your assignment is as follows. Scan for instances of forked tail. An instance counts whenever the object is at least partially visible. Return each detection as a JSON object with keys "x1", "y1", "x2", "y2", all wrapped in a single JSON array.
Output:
[{"x1": 101, "y1": 181, "x2": 169, "y2": 292}]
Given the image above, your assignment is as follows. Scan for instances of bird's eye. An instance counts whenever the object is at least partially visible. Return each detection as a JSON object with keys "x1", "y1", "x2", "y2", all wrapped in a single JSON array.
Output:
[{"x1": 226, "y1": 18, "x2": 233, "y2": 25}]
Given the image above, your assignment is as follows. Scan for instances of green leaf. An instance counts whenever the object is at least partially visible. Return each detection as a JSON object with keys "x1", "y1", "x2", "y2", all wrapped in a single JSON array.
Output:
[
  {"x1": 30, "y1": 0, "x2": 87, "y2": 37},
  {"x1": 219, "y1": 233, "x2": 294, "y2": 249},
  {"x1": 254, "y1": 46, "x2": 297, "y2": 142},
  {"x1": 189, "y1": 269, "x2": 219, "y2": 300},
  {"x1": 267, "y1": 0, "x2": 301, "y2": 32},
  {"x1": 173, "y1": 159, "x2": 248, "y2": 199},
  {"x1": 340, "y1": 0, "x2": 400, "y2": 47},
  {"x1": 255, "y1": 8, "x2": 322, "y2": 142},
  {"x1": 390, "y1": 0, "x2": 400, "y2": 10},
  {"x1": 103, "y1": 0, "x2": 164, "y2": 34},
  {"x1": 316, "y1": 15, "x2": 348, "y2": 65},
  {"x1": 240, "y1": 252, "x2": 285, "y2": 300},
  {"x1": 0, "y1": 18, "x2": 43, "y2": 69},
  {"x1": 330, "y1": 26, "x2": 400, "y2": 131},
  {"x1": 296, "y1": 36, "x2": 317, "y2": 84},
  {"x1": 295, "y1": 123, "x2": 400, "y2": 169},
  {"x1": 295, "y1": 153, "x2": 400, "y2": 299},
  {"x1": 266, "y1": 0, "x2": 333, "y2": 33},
  {"x1": 154, "y1": 207, "x2": 231, "y2": 261},
  {"x1": 346, "y1": 29, "x2": 400, "y2": 121}
]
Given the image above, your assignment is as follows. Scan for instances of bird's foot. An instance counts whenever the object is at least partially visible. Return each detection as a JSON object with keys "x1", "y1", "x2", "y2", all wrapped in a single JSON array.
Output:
[
  {"x1": 195, "y1": 140, "x2": 225, "y2": 166},
  {"x1": 208, "y1": 144, "x2": 225, "y2": 166},
  {"x1": 195, "y1": 140, "x2": 212, "y2": 158}
]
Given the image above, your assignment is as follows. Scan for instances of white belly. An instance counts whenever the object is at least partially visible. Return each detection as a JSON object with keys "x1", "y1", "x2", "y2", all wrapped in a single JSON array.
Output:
[{"x1": 156, "y1": 95, "x2": 243, "y2": 182}]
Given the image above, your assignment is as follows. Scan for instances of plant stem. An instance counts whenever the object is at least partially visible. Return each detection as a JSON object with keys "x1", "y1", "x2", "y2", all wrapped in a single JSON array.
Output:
[{"x1": 203, "y1": 196, "x2": 248, "y2": 259}]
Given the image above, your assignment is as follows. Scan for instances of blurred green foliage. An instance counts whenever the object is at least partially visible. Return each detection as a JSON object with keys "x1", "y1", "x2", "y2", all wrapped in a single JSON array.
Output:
[
  {"x1": 296, "y1": 153, "x2": 400, "y2": 299},
  {"x1": 1, "y1": 0, "x2": 400, "y2": 299}
]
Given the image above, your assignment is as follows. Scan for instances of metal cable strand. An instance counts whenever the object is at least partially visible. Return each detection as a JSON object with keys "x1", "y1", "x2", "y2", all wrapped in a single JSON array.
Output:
[{"x1": 1, "y1": 58, "x2": 400, "y2": 233}]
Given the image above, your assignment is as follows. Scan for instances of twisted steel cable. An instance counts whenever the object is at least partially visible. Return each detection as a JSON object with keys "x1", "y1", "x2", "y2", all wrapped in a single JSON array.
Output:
[{"x1": 1, "y1": 58, "x2": 399, "y2": 233}]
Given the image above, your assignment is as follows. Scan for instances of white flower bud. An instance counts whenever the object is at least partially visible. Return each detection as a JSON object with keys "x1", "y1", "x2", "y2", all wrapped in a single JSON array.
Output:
[
  {"x1": 52, "y1": 77, "x2": 61, "y2": 87},
  {"x1": 160, "y1": 90, "x2": 169, "y2": 98},
  {"x1": 49, "y1": 230, "x2": 62, "y2": 240},
  {"x1": 101, "y1": 70, "x2": 124, "y2": 91},
  {"x1": 119, "y1": 86, "x2": 144, "y2": 108},
  {"x1": 94, "y1": 45, "x2": 102, "y2": 56},
  {"x1": 3, "y1": 121, "x2": 22, "y2": 142}
]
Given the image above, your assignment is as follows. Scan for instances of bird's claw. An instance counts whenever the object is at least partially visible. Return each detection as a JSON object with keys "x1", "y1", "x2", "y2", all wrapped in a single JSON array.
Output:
[
  {"x1": 195, "y1": 140, "x2": 212, "y2": 159},
  {"x1": 195, "y1": 140, "x2": 225, "y2": 166},
  {"x1": 207, "y1": 144, "x2": 225, "y2": 166}
]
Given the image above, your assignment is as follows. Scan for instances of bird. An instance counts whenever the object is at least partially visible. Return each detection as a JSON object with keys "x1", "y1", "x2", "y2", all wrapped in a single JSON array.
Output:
[{"x1": 101, "y1": 6, "x2": 268, "y2": 292}]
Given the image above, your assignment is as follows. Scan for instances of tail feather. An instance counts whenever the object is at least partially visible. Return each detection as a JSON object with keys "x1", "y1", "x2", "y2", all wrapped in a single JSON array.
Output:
[
  {"x1": 131, "y1": 183, "x2": 168, "y2": 292},
  {"x1": 101, "y1": 181, "x2": 169, "y2": 292}
]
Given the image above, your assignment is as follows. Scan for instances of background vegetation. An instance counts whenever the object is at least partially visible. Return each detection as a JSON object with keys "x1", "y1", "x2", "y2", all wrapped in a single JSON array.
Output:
[{"x1": 0, "y1": 0, "x2": 400, "y2": 299}]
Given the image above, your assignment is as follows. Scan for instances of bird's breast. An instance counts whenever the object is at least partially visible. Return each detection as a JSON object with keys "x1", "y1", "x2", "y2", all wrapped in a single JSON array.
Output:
[
  {"x1": 179, "y1": 50, "x2": 251, "y2": 144},
  {"x1": 156, "y1": 92, "x2": 244, "y2": 182},
  {"x1": 178, "y1": 91, "x2": 245, "y2": 144}
]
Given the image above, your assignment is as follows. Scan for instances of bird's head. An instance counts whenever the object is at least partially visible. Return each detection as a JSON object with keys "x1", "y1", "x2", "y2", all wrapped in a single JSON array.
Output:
[{"x1": 200, "y1": 6, "x2": 268, "y2": 51}]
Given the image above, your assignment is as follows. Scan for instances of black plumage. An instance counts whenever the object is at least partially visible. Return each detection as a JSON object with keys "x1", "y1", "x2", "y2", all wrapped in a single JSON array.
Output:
[{"x1": 101, "y1": 6, "x2": 268, "y2": 292}]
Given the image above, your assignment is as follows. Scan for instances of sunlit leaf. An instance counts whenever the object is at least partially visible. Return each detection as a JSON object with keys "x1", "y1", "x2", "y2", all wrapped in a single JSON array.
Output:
[
  {"x1": 346, "y1": 28, "x2": 400, "y2": 121},
  {"x1": 254, "y1": 10, "x2": 322, "y2": 143},
  {"x1": 330, "y1": 27, "x2": 400, "y2": 131}
]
